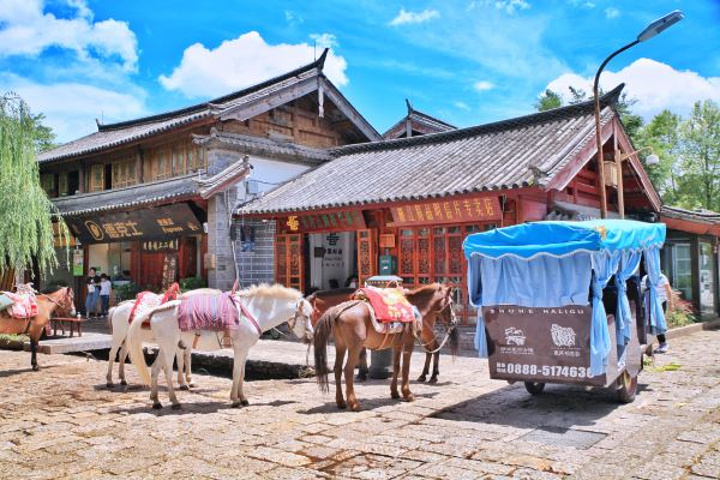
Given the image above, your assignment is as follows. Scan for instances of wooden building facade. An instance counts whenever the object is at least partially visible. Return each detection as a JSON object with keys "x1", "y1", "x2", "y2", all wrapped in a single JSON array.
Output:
[
  {"x1": 39, "y1": 50, "x2": 380, "y2": 309},
  {"x1": 238, "y1": 86, "x2": 663, "y2": 324}
]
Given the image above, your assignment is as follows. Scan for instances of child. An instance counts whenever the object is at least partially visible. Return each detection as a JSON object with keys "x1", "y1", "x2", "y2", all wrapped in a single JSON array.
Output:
[{"x1": 99, "y1": 274, "x2": 112, "y2": 316}]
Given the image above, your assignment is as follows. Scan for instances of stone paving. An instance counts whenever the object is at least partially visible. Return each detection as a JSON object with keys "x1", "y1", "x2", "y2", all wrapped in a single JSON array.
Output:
[{"x1": 0, "y1": 329, "x2": 718, "y2": 480}]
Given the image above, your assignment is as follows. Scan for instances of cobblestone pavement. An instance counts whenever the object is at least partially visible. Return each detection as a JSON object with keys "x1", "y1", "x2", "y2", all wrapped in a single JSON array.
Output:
[{"x1": 1, "y1": 330, "x2": 718, "y2": 480}]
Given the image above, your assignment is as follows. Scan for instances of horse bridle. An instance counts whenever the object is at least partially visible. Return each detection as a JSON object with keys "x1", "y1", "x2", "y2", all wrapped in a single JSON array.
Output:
[
  {"x1": 38, "y1": 287, "x2": 74, "y2": 312},
  {"x1": 415, "y1": 294, "x2": 458, "y2": 354}
]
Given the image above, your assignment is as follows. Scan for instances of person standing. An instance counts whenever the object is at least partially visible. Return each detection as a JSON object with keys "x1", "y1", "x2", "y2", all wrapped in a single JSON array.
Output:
[
  {"x1": 641, "y1": 271, "x2": 674, "y2": 354},
  {"x1": 99, "y1": 274, "x2": 112, "y2": 316},
  {"x1": 85, "y1": 268, "x2": 100, "y2": 318}
]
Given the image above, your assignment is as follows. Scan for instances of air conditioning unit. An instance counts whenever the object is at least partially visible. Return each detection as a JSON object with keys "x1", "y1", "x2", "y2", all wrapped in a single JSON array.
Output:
[
  {"x1": 603, "y1": 161, "x2": 618, "y2": 188},
  {"x1": 245, "y1": 179, "x2": 259, "y2": 195}
]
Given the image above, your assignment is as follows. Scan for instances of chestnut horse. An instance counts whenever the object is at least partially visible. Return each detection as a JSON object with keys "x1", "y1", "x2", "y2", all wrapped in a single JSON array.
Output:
[
  {"x1": 0, "y1": 286, "x2": 76, "y2": 370},
  {"x1": 308, "y1": 286, "x2": 459, "y2": 383},
  {"x1": 314, "y1": 283, "x2": 453, "y2": 411}
]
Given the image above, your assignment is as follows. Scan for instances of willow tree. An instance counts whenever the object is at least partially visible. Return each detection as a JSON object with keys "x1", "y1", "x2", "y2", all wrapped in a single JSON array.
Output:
[{"x1": 0, "y1": 94, "x2": 67, "y2": 279}]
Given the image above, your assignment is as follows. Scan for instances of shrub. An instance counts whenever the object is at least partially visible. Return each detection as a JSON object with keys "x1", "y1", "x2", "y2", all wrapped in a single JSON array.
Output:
[
  {"x1": 179, "y1": 276, "x2": 207, "y2": 292},
  {"x1": 114, "y1": 282, "x2": 139, "y2": 302},
  {"x1": 665, "y1": 290, "x2": 698, "y2": 328}
]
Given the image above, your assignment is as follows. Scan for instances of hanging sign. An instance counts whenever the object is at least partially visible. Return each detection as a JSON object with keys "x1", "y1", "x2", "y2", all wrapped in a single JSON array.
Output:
[
  {"x1": 72, "y1": 249, "x2": 84, "y2": 277},
  {"x1": 390, "y1": 197, "x2": 502, "y2": 227},
  {"x1": 281, "y1": 211, "x2": 366, "y2": 233},
  {"x1": 142, "y1": 238, "x2": 179, "y2": 253},
  {"x1": 64, "y1": 203, "x2": 202, "y2": 244},
  {"x1": 161, "y1": 254, "x2": 178, "y2": 289}
]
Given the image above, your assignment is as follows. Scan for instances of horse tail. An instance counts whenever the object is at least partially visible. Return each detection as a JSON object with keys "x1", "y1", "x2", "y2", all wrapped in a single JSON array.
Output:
[
  {"x1": 449, "y1": 324, "x2": 460, "y2": 358},
  {"x1": 127, "y1": 310, "x2": 151, "y2": 386},
  {"x1": 313, "y1": 312, "x2": 334, "y2": 394},
  {"x1": 106, "y1": 307, "x2": 116, "y2": 332}
]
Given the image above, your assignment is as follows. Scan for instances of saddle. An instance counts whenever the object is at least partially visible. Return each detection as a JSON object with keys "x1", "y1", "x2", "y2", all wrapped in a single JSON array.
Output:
[
  {"x1": 0, "y1": 291, "x2": 38, "y2": 319},
  {"x1": 129, "y1": 283, "x2": 180, "y2": 328},
  {"x1": 352, "y1": 287, "x2": 416, "y2": 323}
]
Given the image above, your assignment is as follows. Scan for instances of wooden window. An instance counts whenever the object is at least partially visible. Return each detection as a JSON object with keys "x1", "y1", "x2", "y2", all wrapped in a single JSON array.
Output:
[
  {"x1": 111, "y1": 158, "x2": 137, "y2": 188},
  {"x1": 58, "y1": 172, "x2": 68, "y2": 197},
  {"x1": 172, "y1": 145, "x2": 186, "y2": 175},
  {"x1": 186, "y1": 143, "x2": 206, "y2": 173},
  {"x1": 40, "y1": 173, "x2": 55, "y2": 197},
  {"x1": 89, "y1": 164, "x2": 105, "y2": 192},
  {"x1": 153, "y1": 148, "x2": 172, "y2": 181}
]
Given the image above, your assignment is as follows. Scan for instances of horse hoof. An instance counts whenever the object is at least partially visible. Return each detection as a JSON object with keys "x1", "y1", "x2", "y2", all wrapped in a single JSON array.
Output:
[
  {"x1": 391, "y1": 391, "x2": 401, "y2": 400},
  {"x1": 120, "y1": 380, "x2": 128, "y2": 386},
  {"x1": 32, "y1": 365, "x2": 40, "y2": 372},
  {"x1": 403, "y1": 394, "x2": 415, "y2": 402},
  {"x1": 240, "y1": 399, "x2": 249, "y2": 406},
  {"x1": 231, "y1": 401, "x2": 242, "y2": 408},
  {"x1": 152, "y1": 402, "x2": 163, "y2": 410},
  {"x1": 179, "y1": 385, "x2": 190, "y2": 391},
  {"x1": 171, "y1": 404, "x2": 182, "y2": 410},
  {"x1": 417, "y1": 375, "x2": 427, "y2": 382},
  {"x1": 356, "y1": 373, "x2": 367, "y2": 382},
  {"x1": 336, "y1": 401, "x2": 347, "y2": 410},
  {"x1": 188, "y1": 382, "x2": 196, "y2": 388},
  {"x1": 428, "y1": 377, "x2": 438, "y2": 385},
  {"x1": 106, "y1": 382, "x2": 114, "y2": 388},
  {"x1": 350, "y1": 403, "x2": 362, "y2": 412}
]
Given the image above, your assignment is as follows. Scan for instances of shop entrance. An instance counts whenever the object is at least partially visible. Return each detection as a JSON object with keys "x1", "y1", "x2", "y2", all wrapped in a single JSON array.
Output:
[{"x1": 308, "y1": 231, "x2": 357, "y2": 291}]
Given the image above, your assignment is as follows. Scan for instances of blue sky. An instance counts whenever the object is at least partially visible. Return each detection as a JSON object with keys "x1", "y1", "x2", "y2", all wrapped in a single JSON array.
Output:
[{"x1": 1, "y1": 0, "x2": 718, "y2": 143}]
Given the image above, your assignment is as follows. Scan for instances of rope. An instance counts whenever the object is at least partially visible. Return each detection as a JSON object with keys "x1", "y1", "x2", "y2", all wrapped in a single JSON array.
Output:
[{"x1": 415, "y1": 323, "x2": 457, "y2": 354}]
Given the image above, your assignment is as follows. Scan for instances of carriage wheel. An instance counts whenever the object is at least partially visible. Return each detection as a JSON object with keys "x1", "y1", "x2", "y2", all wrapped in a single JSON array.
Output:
[
  {"x1": 616, "y1": 371, "x2": 638, "y2": 403},
  {"x1": 524, "y1": 381, "x2": 546, "y2": 395}
]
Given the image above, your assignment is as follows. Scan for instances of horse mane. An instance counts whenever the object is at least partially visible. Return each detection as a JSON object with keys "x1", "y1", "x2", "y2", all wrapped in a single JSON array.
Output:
[
  {"x1": 237, "y1": 283, "x2": 302, "y2": 301},
  {"x1": 405, "y1": 283, "x2": 444, "y2": 309}
]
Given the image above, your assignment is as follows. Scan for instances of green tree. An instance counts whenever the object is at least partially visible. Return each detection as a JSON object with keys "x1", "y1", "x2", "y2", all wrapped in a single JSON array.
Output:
[
  {"x1": 31, "y1": 113, "x2": 57, "y2": 152},
  {"x1": 535, "y1": 89, "x2": 562, "y2": 111},
  {"x1": 677, "y1": 100, "x2": 720, "y2": 210},
  {"x1": 635, "y1": 110, "x2": 682, "y2": 202},
  {"x1": 0, "y1": 94, "x2": 67, "y2": 277}
]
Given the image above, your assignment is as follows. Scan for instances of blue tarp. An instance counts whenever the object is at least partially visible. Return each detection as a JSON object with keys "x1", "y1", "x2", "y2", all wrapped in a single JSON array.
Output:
[
  {"x1": 463, "y1": 219, "x2": 666, "y2": 260},
  {"x1": 464, "y1": 219, "x2": 667, "y2": 377}
]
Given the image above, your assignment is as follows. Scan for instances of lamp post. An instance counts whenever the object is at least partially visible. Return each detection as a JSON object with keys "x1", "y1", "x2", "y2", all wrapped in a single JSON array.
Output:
[{"x1": 594, "y1": 10, "x2": 684, "y2": 219}]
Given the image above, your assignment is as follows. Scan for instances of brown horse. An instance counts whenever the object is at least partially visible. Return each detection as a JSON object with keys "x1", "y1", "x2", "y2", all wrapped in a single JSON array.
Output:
[
  {"x1": 0, "y1": 286, "x2": 75, "y2": 370},
  {"x1": 308, "y1": 286, "x2": 459, "y2": 383},
  {"x1": 314, "y1": 283, "x2": 453, "y2": 411}
]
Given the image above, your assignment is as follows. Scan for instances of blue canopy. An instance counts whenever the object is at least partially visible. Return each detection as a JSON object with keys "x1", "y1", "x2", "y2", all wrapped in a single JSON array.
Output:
[{"x1": 463, "y1": 219, "x2": 666, "y2": 260}]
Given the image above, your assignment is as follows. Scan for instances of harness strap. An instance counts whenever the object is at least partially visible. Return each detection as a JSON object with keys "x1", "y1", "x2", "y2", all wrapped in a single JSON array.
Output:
[{"x1": 233, "y1": 297, "x2": 262, "y2": 336}]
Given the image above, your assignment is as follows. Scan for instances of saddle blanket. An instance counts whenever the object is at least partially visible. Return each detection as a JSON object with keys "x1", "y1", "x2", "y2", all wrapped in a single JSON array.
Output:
[
  {"x1": 352, "y1": 287, "x2": 415, "y2": 324},
  {"x1": 178, "y1": 292, "x2": 240, "y2": 332},
  {"x1": 0, "y1": 292, "x2": 38, "y2": 319}
]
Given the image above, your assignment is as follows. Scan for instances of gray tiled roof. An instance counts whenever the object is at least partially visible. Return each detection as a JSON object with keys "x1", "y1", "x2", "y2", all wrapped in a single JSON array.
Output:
[
  {"x1": 193, "y1": 130, "x2": 332, "y2": 165},
  {"x1": 661, "y1": 205, "x2": 720, "y2": 224},
  {"x1": 383, "y1": 107, "x2": 456, "y2": 139},
  {"x1": 38, "y1": 51, "x2": 337, "y2": 164},
  {"x1": 53, "y1": 175, "x2": 200, "y2": 216},
  {"x1": 238, "y1": 86, "x2": 623, "y2": 215}
]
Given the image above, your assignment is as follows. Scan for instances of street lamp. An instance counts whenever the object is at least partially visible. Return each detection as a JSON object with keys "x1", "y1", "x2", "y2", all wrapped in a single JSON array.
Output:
[{"x1": 594, "y1": 10, "x2": 684, "y2": 219}]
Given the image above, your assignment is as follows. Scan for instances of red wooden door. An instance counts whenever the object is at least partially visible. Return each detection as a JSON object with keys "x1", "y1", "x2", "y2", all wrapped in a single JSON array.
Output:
[
  {"x1": 357, "y1": 229, "x2": 377, "y2": 286},
  {"x1": 275, "y1": 233, "x2": 304, "y2": 292}
]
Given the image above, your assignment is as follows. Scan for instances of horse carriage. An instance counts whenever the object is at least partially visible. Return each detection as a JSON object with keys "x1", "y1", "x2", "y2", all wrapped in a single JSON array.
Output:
[{"x1": 463, "y1": 219, "x2": 667, "y2": 402}]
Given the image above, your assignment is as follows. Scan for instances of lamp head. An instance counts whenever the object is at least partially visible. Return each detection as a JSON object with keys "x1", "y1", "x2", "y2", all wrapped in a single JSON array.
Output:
[
  {"x1": 637, "y1": 10, "x2": 684, "y2": 42},
  {"x1": 645, "y1": 154, "x2": 660, "y2": 166}
]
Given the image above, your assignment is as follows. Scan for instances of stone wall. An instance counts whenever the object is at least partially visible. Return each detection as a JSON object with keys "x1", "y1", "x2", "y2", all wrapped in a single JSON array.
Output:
[
  {"x1": 205, "y1": 148, "x2": 243, "y2": 291},
  {"x1": 234, "y1": 219, "x2": 276, "y2": 287}
]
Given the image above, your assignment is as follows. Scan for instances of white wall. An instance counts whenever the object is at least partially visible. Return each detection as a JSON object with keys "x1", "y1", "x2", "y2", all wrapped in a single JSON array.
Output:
[{"x1": 235, "y1": 155, "x2": 313, "y2": 205}]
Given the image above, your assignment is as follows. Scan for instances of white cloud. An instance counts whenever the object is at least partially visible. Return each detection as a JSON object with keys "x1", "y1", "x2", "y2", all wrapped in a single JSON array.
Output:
[
  {"x1": 389, "y1": 8, "x2": 441, "y2": 26},
  {"x1": 473, "y1": 80, "x2": 495, "y2": 92},
  {"x1": 1, "y1": 73, "x2": 146, "y2": 142},
  {"x1": 0, "y1": 0, "x2": 138, "y2": 71},
  {"x1": 284, "y1": 10, "x2": 303, "y2": 27},
  {"x1": 545, "y1": 58, "x2": 720, "y2": 120},
  {"x1": 309, "y1": 33, "x2": 338, "y2": 49},
  {"x1": 605, "y1": 7, "x2": 620, "y2": 19},
  {"x1": 454, "y1": 101, "x2": 471, "y2": 111},
  {"x1": 159, "y1": 31, "x2": 348, "y2": 99},
  {"x1": 493, "y1": 0, "x2": 531, "y2": 15}
]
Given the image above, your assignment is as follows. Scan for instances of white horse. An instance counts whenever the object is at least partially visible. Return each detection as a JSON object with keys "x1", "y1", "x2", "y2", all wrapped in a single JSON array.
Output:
[
  {"x1": 106, "y1": 289, "x2": 220, "y2": 388},
  {"x1": 127, "y1": 284, "x2": 314, "y2": 409}
]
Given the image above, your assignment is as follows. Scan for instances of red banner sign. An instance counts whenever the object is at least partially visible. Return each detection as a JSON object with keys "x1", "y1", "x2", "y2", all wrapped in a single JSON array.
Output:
[
  {"x1": 391, "y1": 197, "x2": 501, "y2": 226},
  {"x1": 283, "y1": 211, "x2": 366, "y2": 233}
]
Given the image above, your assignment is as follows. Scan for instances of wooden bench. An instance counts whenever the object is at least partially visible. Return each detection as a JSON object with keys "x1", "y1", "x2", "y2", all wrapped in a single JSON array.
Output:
[{"x1": 51, "y1": 317, "x2": 85, "y2": 337}]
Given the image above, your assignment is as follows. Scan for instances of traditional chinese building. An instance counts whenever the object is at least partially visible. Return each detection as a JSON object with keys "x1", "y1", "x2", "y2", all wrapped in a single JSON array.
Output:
[
  {"x1": 383, "y1": 99, "x2": 456, "y2": 140},
  {"x1": 237, "y1": 85, "x2": 665, "y2": 324},
  {"x1": 39, "y1": 50, "x2": 380, "y2": 309}
]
